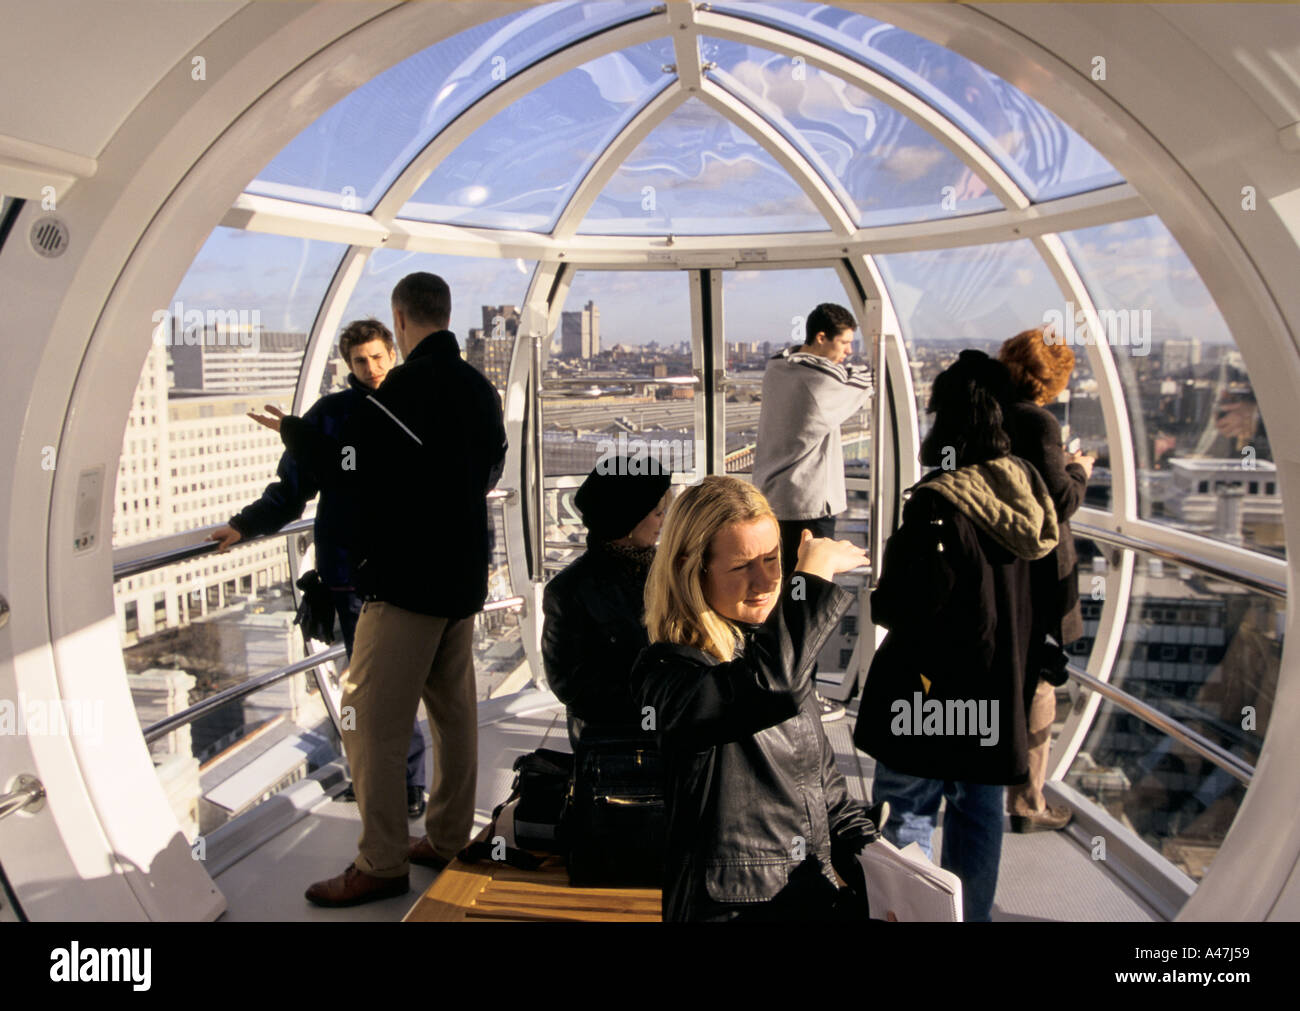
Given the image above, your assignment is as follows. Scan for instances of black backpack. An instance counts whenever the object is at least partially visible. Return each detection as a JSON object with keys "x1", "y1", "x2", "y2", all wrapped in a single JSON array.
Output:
[{"x1": 459, "y1": 748, "x2": 573, "y2": 870}]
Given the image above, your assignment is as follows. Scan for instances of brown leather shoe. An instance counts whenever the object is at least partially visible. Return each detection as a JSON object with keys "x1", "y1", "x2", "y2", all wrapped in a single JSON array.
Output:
[
  {"x1": 408, "y1": 835, "x2": 451, "y2": 871},
  {"x1": 1010, "y1": 804, "x2": 1073, "y2": 833},
  {"x1": 304, "y1": 863, "x2": 409, "y2": 907}
]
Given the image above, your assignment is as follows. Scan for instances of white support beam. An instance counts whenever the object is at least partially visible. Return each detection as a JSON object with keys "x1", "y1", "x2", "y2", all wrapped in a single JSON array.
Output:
[
  {"x1": 666, "y1": 2, "x2": 704, "y2": 91},
  {"x1": 505, "y1": 261, "x2": 570, "y2": 690},
  {"x1": 1033, "y1": 231, "x2": 1139, "y2": 781},
  {"x1": 227, "y1": 181, "x2": 1147, "y2": 263},
  {"x1": 292, "y1": 245, "x2": 372, "y2": 419},
  {"x1": 0, "y1": 134, "x2": 97, "y2": 204}
]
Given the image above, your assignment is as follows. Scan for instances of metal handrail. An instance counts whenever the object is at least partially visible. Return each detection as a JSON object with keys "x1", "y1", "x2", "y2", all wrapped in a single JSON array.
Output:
[
  {"x1": 112, "y1": 488, "x2": 514, "y2": 582},
  {"x1": 140, "y1": 594, "x2": 526, "y2": 743},
  {"x1": 0, "y1": 776, "x2": 45, "y2": 821},
  {"x1": 1065, "y1": 663, "x2": 1255, "y2": 785},
  {"x1": 539, "y1": 375, "x2": 698, "y2": 387},
  {"x1": 1072, "y1": 520, "x2": 1286, "y2": 600}
]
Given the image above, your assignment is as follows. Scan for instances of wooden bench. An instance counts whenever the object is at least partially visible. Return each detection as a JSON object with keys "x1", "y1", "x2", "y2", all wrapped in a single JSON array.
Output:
[{"x1": 404, "y1": 830, "x2": 662, "y2": 922}]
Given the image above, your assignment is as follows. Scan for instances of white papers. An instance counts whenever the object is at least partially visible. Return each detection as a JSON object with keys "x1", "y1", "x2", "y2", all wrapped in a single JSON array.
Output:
[{"x1": 856, "y1": 838, "x2": 963, "y2": 922}]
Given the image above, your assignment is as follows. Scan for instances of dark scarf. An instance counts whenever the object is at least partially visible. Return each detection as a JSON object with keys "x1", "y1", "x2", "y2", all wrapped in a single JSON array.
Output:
[{"x1": 590, "y1": 537, "x2": 656, "y2": 579}]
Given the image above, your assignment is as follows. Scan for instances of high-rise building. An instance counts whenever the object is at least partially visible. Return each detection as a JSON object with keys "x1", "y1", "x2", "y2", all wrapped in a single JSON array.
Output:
[
  {"x1": 1162, "y1": 337, "x2": 1202, "y2": 375},
  {"x1": 466, "y1": 305, "x2": 519, "y2": 392},
  {"x1": 170, "y1": 326, "x2": 309, "y2": 392},
  {"x1": 561, "y1": 300, "x2": 600, "y2": 359},
  {"x1": 114, "y1": 369, "x2": 297, "y2": 644}
]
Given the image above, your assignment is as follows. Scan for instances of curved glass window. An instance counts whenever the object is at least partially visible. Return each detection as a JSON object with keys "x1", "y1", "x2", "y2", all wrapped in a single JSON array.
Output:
[
  {"x1": 114, "y1": 228, "x2": 348, "y2": 836},
  {"x1": 712, "y1": 2, "x2": 1122, "y2": 201},
  {"x1": 1060, "y1": 217, "x2": 1279, "y2": 556},
  {"x1": 874, "y1": 239, "x2": 1068, "y2": 438},
  {"x1": 1066, "y1": 549, "x2": 1282, "y2": 882},
  {"x1": 577, "y1": 97, "x2": 829, "y2": 234},
  {"x1": 332, "y1": 248, "x2": 537, "y2": 390},
  {"x1": 702, "y1": 36, "x2": 1004, "y2": 226},
  {"x1": 248, "y1": 1, "x2": 660, "y2": 211},
  {"x1": 399, "y1": 40, "x2": 675, "y2": 230},
  {"x1": 541, "y1": 269, "x2": 695, "y2": 574}
]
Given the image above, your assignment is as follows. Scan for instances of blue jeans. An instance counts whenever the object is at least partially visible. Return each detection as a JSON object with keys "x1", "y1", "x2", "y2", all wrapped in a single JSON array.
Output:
[
  {"x1": 871, "y1": 761, "x2": 1005, "y2": 922},
  {"x1": 332, "y1": 589, "x2": 427, "y2": 791}
]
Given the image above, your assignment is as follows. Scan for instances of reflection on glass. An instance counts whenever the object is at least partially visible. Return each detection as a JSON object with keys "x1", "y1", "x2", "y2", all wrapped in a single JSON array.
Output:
[
  {"x1": 702, "y1": 36, "x2": 1003, "y2": 226},
  {"x1": 1065, "y1": 551, "x2": 1282, "y2": 882},
  {"x1": 541, "y1": 270, "x2": 697, "y2": 478},
  {"x1": 875, "y1": 239, "x2": 1066, "y2": 450},
  {"x1": 578, "y1": 97, "x2": 828, "y2": 234},
  {"x1": 711, "y1": 1, "x2": 1122, "y2": 200},
  {"x1": 249, "y1": 1, "x2": 660, "y2": 210},
  {"x1": 114, "y1": 227, "x2": 348, "y2": 655},
  {"x1": 401, "y1": 40, "x2": 674, "y2": 230},
  {"x1": 123, "y1": 564, "x2": 335, "y2": 841},
  {"x1": 1061, "y1": 217, "x2": 1279, "y2": 556},
  {"x1": 328, "y1": 249, "x2": 537, "y2": 398}
]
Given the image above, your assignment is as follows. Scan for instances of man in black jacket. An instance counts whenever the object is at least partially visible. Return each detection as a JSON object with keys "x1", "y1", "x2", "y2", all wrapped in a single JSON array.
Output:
[
  {"x1": 253, "y1": 273, "x2": 507, "y2": 907},
  {"x1": 209, "y1": 319, "x2": 429, "y2": 819}
]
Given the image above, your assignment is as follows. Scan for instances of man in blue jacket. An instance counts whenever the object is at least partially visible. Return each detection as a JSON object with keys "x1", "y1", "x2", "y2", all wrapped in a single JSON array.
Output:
[
  {"x1": 253, "y1": 273, "x2": 507, "y2": 907},
  {"x1": 209, "y1": 318, "x2": 429, "y2": 818}
]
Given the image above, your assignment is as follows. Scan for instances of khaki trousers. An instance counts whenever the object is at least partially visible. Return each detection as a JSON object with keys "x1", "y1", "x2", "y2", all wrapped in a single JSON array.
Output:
[
  {"x1": 342, "y1": 600, "x2": 478, "y2": 876},
  {"x1": 1006, "y1": 678, "x2": 1057, "y2": 816}
]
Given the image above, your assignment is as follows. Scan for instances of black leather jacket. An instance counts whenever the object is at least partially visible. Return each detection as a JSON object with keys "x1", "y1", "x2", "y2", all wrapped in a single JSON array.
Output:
[
  {"x1": 631, "y1": 573, "x2": 882, "y2": 922},
  {"x1": 541, "y1": 541, "x2": 654, "y2": 742}
]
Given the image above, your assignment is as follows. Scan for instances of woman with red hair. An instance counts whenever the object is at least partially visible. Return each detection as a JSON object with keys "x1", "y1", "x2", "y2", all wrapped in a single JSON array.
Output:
[{"x1": 998, "y1": 328, "x2": 1094, "y2": 832}]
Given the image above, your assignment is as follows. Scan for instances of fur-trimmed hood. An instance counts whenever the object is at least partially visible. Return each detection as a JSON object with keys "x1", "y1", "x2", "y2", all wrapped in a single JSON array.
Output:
[{"x1": 917, "y1": 456, "x2": 1059, "y2": 560}]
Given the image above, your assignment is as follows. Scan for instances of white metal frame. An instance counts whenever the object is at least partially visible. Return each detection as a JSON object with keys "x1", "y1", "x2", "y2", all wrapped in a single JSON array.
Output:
[{"x1": 4, "y1": 0, "x2": 1296, "y2": 923}]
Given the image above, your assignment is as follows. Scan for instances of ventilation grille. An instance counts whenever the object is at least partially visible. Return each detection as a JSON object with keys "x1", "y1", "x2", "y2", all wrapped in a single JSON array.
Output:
[{"x1": 30, "y1": 216, "x2": 69, "y2": 258}]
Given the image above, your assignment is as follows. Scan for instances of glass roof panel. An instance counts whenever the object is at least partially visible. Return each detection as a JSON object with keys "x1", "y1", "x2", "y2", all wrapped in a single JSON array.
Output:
[
  {"x1": 1060, "y1": 217, "x2": 1281, "y2": 558},
  {"x1": 701, "y1": 36, "x2": 1004, "y2": 226},
  {"x1": 247, "y1": 1, "x2": 660, "y2": 211},
  {"x1": 576, "y1": 97, "x2": 829, "y2": 235},
  {"x1": 711, "y1": 2, "x2": 1123, "y2": 201},
  {"x1": 398, "y1": 39, "x2": 676, "y2": 231}
]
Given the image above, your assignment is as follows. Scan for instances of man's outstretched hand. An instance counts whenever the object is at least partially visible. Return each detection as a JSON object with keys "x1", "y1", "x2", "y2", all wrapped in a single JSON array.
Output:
[{"x1": 248, "y1": 404, "x2": 288, "y2": 433}]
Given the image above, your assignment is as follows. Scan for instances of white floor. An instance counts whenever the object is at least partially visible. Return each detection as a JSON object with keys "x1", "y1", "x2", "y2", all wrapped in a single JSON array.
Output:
[{"x1": 214, "y1": 690, "x2": 1159, "y2": 922}]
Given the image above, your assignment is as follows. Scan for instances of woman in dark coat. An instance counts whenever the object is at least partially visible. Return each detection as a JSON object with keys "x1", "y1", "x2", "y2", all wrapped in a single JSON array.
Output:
[
  {"x1": 631, "y1": 475, "x2": 884, "y2": 922},
  {"x1": 853, "y1": 350, "x2": 1059, "y2": 922},
  {"x1": 540, "y1": 455, "x2": 672, "y2": 883},
  {"x1": 541, "y1": 455, "x2": 671, "y2": 743},
  {"x1": 998, "y1": 328, "x2": 1094, "y2": 832}
]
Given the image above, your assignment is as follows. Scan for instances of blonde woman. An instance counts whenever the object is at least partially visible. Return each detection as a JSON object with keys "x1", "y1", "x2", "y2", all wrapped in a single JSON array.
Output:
[{"x1": 631, "y1": 475, "x2": 885, "y2": 922}]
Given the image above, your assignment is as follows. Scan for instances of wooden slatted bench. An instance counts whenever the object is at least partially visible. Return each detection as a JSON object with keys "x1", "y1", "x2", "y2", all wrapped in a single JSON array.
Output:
[{"x1": 404, "y1": 828, "x2": 662, "y2": 922}]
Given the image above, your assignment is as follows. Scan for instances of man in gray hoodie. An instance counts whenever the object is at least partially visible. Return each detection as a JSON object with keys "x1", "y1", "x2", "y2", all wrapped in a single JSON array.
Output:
[{"x1": 752, "y1": 302, "x2": 873, "y2": 720}]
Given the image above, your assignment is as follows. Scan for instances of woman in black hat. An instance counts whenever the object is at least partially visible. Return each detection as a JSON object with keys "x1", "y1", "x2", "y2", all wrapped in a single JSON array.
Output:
[
  {"x1": 541, "y1": 454, "x2": 672, "y2": 740},
  {"x1": 541, "y1": 453, "x2": 672, "y2": 883}
]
